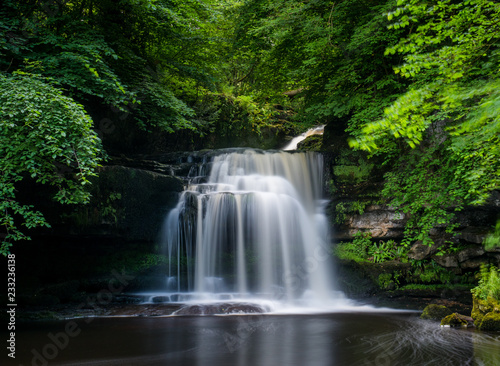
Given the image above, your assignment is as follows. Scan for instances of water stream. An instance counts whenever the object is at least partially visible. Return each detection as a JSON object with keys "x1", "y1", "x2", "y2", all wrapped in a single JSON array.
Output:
[{"x1": 283, "y1": 125, "x2": 325, "y2": 151}]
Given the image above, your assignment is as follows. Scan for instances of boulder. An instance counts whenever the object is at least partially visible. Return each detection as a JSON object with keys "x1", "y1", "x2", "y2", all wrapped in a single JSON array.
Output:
[
  {"x1": 477, "y1": 312, "x2": 500, "y2": 331},
  {"x1": 440, "y1": 313, "x2": 469, "y2": 327},
  {"x1": 472, "y1": 295, "x2": 500, "y2": 326},
  {"x1": 421, "y1": 304, "x2": 452, "y2": 321}
]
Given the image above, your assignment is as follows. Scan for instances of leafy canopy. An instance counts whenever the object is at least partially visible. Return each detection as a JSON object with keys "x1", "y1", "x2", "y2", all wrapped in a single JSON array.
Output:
[
  {"x1": 0, "y1": 72, "x2": 103, "y2": 255},
  {"x1": 349, "y1": 0, "x2": 500, "y2": 244}
]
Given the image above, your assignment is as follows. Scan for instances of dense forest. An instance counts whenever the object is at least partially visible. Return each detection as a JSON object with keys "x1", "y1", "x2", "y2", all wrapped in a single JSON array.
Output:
[{"x1": 1, "y1": 0, "x2": 499, "y2": 276}]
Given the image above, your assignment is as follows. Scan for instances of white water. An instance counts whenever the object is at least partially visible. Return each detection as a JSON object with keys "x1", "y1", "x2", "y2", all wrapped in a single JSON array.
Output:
[
  {"x1": 160, "y1": 149, "x2": 337, "y2": 306},
  {"x1": 283, "y1": 125, "x2": 325, "y2": 151}
]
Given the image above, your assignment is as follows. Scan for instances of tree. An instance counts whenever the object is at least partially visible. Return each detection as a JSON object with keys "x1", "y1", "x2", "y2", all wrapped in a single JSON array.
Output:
[
  {"x1": 350, "y1": 0, "x2": 500, "y2": 244},
  {"x1": 0, "y1": 72, "x2": 103, "y2": 255},
  {"x1": 0, "y1": 0, "x2": 228, "y2": 253}
]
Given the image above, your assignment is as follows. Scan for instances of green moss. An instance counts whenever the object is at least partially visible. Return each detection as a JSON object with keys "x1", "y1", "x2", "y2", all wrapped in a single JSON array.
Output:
[
  {"x1": 378, "y1": 273, "x2": 395, "y2": 290},
  {"x1": 472, "y1": 295, "x2": 500, "y2": 326},
  {"x1": 440, "y1": 313, "x2": 468, "y2": 327},
  {"x1": 400, "y1": 284, "x2": 472, "y2": 291},
  {"x1": 421, "y1": 304, "x2": 453, "y2": 321},
  {"x1": 477, "y1": 312, "x2": 500, "y2": 331},
  {"x1": 297, "y1": 135, "x2": 323, "y2": 151}
]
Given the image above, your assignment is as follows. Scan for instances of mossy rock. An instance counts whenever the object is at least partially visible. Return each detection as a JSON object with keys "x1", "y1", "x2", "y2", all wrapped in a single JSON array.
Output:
[
  {"x1": 471, "y1": 295, "x2": 500, "y2": 325},
  {"x1": 421, "y1": 304, "x2": 453, "y2": 321},
  {"x1": 440, "y1": 313, "x2": 468, "y2": 327},
  {"x1": 297, "y1": 135, "x2": 323, "y2": 151},
  {"x1": 477, "y1": 312, "x2": 500, "y2": 331}
]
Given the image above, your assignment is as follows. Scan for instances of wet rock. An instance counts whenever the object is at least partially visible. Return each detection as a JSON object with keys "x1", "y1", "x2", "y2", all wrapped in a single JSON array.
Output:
[
  {"x1": 85, "y1": 165, "x2": 183, "y2": 241},
  {"x1": 173, "y1": 302, "x2": 267, "y2": 316},
  {"x1": 472, "y1": 295, "x2": 500, "y2": 326},
  {"x1": 107, "y1": 304, "x2": 181, "y2": 317},
  {"x1": 440, "y1": 313, "x2": 469, "y2": 327},
  {"x1": 477, "y1": 312, "x2": 500, "y2": 331},
  {"x1": 421, "y1": 304, "x2": 452, "y2": 321}
]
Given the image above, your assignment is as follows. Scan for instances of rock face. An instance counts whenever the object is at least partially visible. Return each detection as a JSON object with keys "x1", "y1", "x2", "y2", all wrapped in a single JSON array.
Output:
[
  {"x1": 332, "y1": 199, "x2": 499, "y2": 270},
  {"x1": 339, "y1": 206, "x2": 406, "y2": 240},
  {"x1": 408, "y1": 242, "x2": 442, "y2": 261},
  {"x1": 83, "y1": 165, "x2": 184, "y2": 241}
]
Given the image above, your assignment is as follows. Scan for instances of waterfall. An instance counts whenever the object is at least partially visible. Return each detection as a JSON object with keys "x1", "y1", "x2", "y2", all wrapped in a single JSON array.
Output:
[
  {"x1": 161, "y1": 149, "x2": 333, "y2": 303},
  {"x1": 283, "y1": 125, "x2": 325, "y2": 151}
]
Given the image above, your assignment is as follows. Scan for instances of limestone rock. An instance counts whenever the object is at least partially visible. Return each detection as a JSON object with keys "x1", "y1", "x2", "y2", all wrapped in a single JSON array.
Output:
[
  {"x1": 457, "y1": 247, "x2": 485, "y2": 263},
  {"x1": 421, "y1": 304, "x2": 452, "y2": 321},
  {"x1": 433, "y1": 254, "x2": 459, "y2": 268},
  {"x1": 477, "y1": 312, "x2": 500, "y2": 331},
  {"x1": 460, "y1": 258, "x2": 487, "y2": 269},
  {"x1": 472, "y1": 295, "x2": 500, "y2": 326},
  {"x1": 408, "y1": 241, "x2": 441, "y2": 261},
  {"x1": 440, "y1": 313, "x2": 469, "y2": 327}
]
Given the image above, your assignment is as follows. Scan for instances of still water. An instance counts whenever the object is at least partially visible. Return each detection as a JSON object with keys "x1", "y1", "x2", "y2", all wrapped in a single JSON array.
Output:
[{"x1": 11, "y1": 312, "x2": 500, "y2": 366}]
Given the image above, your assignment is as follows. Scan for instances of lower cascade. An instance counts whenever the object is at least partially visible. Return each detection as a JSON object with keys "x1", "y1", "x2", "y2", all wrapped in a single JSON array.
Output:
[{"x1": 160, "y1": 149, "x2": 334, "y2": 306}]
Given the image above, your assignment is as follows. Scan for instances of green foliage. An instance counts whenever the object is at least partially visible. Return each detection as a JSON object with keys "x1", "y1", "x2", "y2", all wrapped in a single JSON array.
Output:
[
  {"x1": 371, "y1": 240, "x2": 405, "y2": 263},
  {"x1": 334, "y1": 201, "x2": 368, "y2": 224},
  {"x1": 484, "y1": 220, "x2": 500, "y2": 251},
  {"x1": 232, "y1": 0, "x2": 409, "y2": 126},
  {"x1": 415, "y1": 262, "x2": 453, "y2": 284},
  {"x1": 0, "y1": 72, "x2": 103, "y2": 255},
  {"x1": 349, "y1": 0, "x2": 500, "y2": 246},
  {"x1": 471, "y1": 265, "x2": 500, "y2": 301},
  {"x1": 401, "y1": 283, "x2": 472, "y2": 291},
  {"x1": 0, "y1": 0, "x2": 225, "y2": 133},
  {"x1": 193, "y1": 92, "x2": 279, "y2": 142},
  {"x1": 378, "y1": 273, "x2": 395, "y2": 290},
  {"x1": 333, "y1": 232, "x2": 373, "y2": 262},
  {"x1": 0, "y1": 0, "x2": 234, "y2": 253},
  {"x1": 333, "y1": 233, "x2": 407, "y2": 263},
  {"x1": 333, "y1": 162, "x2": 374, "y2": 185}
]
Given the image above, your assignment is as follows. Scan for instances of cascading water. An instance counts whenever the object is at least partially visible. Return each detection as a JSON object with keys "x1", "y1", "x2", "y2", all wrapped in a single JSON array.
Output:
[{"x1": 160, "y1": 149, "x2": 334, "y2": 305}]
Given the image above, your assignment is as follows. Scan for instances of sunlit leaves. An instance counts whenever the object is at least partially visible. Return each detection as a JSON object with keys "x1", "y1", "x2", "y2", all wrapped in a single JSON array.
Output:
[
  {"x1": 351, "y1": 0, "x2": 500, "y2": 245},
  {"x1": 0, "y1": 72, "x2": 103, "y2": 255}
]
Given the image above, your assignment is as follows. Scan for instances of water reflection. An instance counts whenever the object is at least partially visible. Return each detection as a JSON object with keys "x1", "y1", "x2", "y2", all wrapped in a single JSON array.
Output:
[{"x1": 13, "y1": 313, "x2": 500, "y2": 366}]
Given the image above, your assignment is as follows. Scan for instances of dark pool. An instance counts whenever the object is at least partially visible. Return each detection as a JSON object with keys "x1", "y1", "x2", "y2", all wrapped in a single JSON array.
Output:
[{"x1": 9, "y1": 312, "x2": 500, "y2": 366}]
